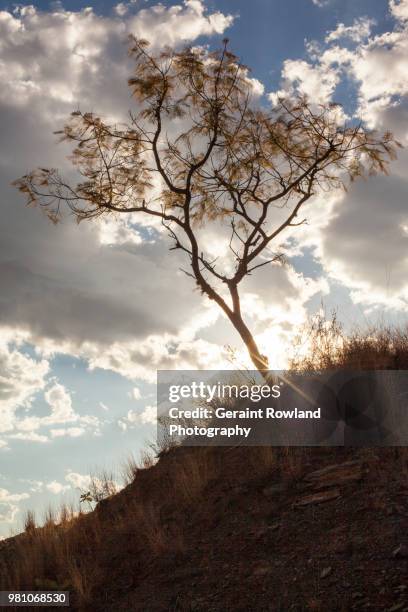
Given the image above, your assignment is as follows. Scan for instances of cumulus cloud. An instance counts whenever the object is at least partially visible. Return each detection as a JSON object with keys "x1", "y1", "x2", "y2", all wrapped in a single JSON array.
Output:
[
  {"x1": 118, "y1": 404, "x2": 156, "y2": 430},
  {"x1": 45, "y1": 480, "x2": 70, "y2": 494},
  {"x1": 0, "y1": 487, "x2": 30, "y2": 523},
  {"x1": 0, "y1": 0, "x2": 331, "y2": 539},
  {"x1": 325, "y1": 17, "x2": 375, "y2": 43},
  {"x1": 0, "y1": 0, "x2": 326, "y2": 393},
  {"x1": 0, "y1": 1, "x2": 233, "y2": 114},
  {"x1": 44, "y1": 383, "x2": 77, "y2": 424},
  {"x1": 0, "y1": 334, "x2": 49, "y2": 435},
  {"x1": 245, "y1": 76, "x2": 265, "y2": 97},
  {"x1": 85, "y1": 333, "x2": 230, "y2": 382},
  {"x1": 0, "y1": 347, "x2": 101, "y2": 446},
  {"x1": 65, "y1": 471, "x2": 92, "y2": 490},
  {"x1": 114, "y1": 3, "x2": 129, "y2": 17},
  {"x1": 0, "y1": 0, "x2": 240, "y2": 389},
  {"x1": 129, "y1": 0, "x2": 233, "y2": 43},
  {"x1": 16, "y1": 381, "x2": 101, "y2": 438},
  {"x1": 267, "y1": 0, "x2": 408, "y2": 311},
  {"x1": 390, "y1": 0, "x2": 408, "y2": 21},
  {"x1": 0, "y1": 488, "x2": 30, "y2": 503},
  {"x1": 320, "y1": 169, "x2": 408, "y2": 309},
  {"x1": 5, "y1": 0, "x2": 407, "y2": 444},
  {"x1": 269, "y1": 58, "x2": 341, "y2": 106}
]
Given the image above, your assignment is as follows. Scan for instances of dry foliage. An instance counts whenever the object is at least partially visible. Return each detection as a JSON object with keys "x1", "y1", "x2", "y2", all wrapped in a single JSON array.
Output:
[
  {"x1": 13, "y1": 38, "x2": 400, "y2": 371},
  {"x1": 290, "y1": 312, "x2": 408, "y2": 372}
]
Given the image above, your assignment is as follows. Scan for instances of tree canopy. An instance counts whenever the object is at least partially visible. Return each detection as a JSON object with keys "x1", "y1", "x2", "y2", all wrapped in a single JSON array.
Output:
[{"x1": 15, "y1": 38, "x2": 400, "y2": 371}]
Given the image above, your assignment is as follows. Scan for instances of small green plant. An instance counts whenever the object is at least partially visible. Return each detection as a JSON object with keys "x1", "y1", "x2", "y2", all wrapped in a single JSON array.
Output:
[{"x1": 79, "y1": 492, "x2": 94, "y2": 512}]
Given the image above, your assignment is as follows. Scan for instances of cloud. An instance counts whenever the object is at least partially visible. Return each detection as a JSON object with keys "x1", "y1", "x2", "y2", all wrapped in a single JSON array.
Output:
[
  {"x1": 0, "y1": 0, "x2": 234, "y2": 345},
  {"x1": 4, "y1": 0, "x2": 406, "y2": 407},
  {"x1": 15, "y1": 478, "x2": 69, "y2": 495},
  {"x1": 317, "y1": 3, "x2": 408, "y2": 307},
  {"x1": 0, "y1": 0, "x2": 326, "y2": 394},
  {"x1": 114, "y1": 3, "x2": 129, "y2": 16},
  {"x1": 390, "y1": 0, "x2": 408, "y2": 22},
  {"x1": 245, "y1": 76, "x2": 265, "y2": 97},
  {"x1": 64, "y1": 470, "x2": 121, "y2": 496},
  {"x1": 0, "y1": 348, "x2": 101, "y2": 446},
  {"x1": 0, "y1": 487, "x2": 30, "y2": 523},
  {"x1": 85, "y1": 334, "x2": 230, "y2": 383},
  {"x1": 45, "y1": 480, "x2": 70, "y2": 494},
  {"x1": 0, "y1": 333, "x2": 49, "y2": 435},
  {"x1": 325, "y1": 17, "x2": 375, "y2": 43},
  {"x1": 268, "y1": 58, "x2": 340, "y2": 105},
  {"x1": 65, "y1": 471, "x2": 92, "y2": 490},
  {"x1": 50, "y1": 427, "x2": 86, "y2": 438},
  {"x1": 19, "y1": 479, "x2": 44, "y2": 493},
  {"x1": 118, "y1": 404, "x2": 156, "y2": 430},
  {"x1": 132, "y1": 387, "x2": 141, "y2": 400},
  {"x1": 129, "y1": 0, "x2": 234, "y2": 44},
  {"x1": 44, "y1": 383, "x2": 77, "y2": 424},
  {"x1": 267, "y1": 0, "x2": 408, "y2": 311},
  {"x1": 9, "y1": 432, "x2": 49, "y2": 443},
  {"x1": 0, "y1": 488, "x2": 30, "y2": 503},
  {"x1": 14, "y1": 381, "x2": 101, "y2": 437},
  {"x1": 320, "y1": 168, "x2": 408, "y2": 310},
  {"x1": 0, "y1": 2, "x2": 233, "y2": 112}
]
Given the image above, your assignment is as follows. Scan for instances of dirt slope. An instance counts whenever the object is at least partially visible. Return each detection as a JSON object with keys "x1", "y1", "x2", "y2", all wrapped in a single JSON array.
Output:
[{"x1": 1, "y1": 446, "x2": 407, "y2": 612}]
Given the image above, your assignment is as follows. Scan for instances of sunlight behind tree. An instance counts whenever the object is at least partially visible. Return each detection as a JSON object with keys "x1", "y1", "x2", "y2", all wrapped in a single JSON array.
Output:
[{"x1": 14, "y1": 38, "x2": 400, "y2": 372}]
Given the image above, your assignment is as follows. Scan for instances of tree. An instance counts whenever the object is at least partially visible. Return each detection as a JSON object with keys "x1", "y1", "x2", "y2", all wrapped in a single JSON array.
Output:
[{"x1": 14, "y1": 38, "x2": 399, "y2": 373}]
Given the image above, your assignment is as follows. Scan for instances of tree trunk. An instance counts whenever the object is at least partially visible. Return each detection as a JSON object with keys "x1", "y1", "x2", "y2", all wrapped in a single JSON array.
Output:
[{"x1": 227, "y1": 310, "x2": 269, "y2": 374}]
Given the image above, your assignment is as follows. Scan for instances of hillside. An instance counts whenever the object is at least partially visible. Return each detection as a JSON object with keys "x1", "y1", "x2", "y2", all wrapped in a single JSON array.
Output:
[
  {"x1": 1, "y1": 444, "x2": 407, "y2": 611},
  {"x1": 2, "y1": 322, "x2": 408, "y2": 611}
]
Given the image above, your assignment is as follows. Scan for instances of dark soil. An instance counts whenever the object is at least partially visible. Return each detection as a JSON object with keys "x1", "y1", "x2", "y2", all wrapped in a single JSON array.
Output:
[{"x1": 1, "y1": 446, "x2": 407, "y2": 612}]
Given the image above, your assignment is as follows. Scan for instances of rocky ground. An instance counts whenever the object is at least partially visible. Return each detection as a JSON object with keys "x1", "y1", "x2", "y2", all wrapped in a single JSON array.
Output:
[
  {"x1": 1, "y1": 446, "x2": 407, "y2": 611},
  {"x1": 93, "y1": 447, "x2": 408, "y2": 611}
]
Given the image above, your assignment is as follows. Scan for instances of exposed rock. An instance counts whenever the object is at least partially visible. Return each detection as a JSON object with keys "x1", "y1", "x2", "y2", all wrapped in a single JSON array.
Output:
[
  {"x1": 294, "y1": 488, "x2": 341, "y2": 507},
  {"x1": 388, "y1": 603, "x2": 405, "y2": 612},
  {"x1": 267, "y1": 522, "x2": 281, "y2": 531},
  {"x1": 303, "y1": 460, "x2": 363, "y2": 490},
  {"x1": 320, "y1": 566, "x2": 332, "y2": 579},
  {"x1": 392, "y1": 544, "x2": 408, "y2": 559}
]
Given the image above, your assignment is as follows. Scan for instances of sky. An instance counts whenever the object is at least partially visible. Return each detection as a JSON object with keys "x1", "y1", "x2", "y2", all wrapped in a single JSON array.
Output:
[{"x1": 1, "y1": 0, "x2": 408, "y2": 537}]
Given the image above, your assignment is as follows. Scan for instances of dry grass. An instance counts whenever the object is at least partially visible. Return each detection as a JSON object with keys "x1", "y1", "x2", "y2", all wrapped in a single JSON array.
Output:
[
  {"x1": 23, "y1": 510, "x2": 36, "y2": 534},
  {"x1": 88, "y1": 469, "x2": 118, "y2": 503},
  {"x1": 2, "y1": 509, "x2": 104, "y2": 600},
  {"x1": 169, "y1": 447, "x2": 219, "y2": 504},
  {"x1": 248, "y1": 446, "x2": 277, "y2": 477},
  {"x1": 290, "y1": 312, "x2": 408, "y2": 372},
  {"x1": 120, "y1": 453, "x2": 139, "y2": 485},
  {"x1": 120, "y1": 449, "x2": 155, "y2": 485},
  {"x1": 279, "y1": 447, "x2": 310, "y2": 480}
]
